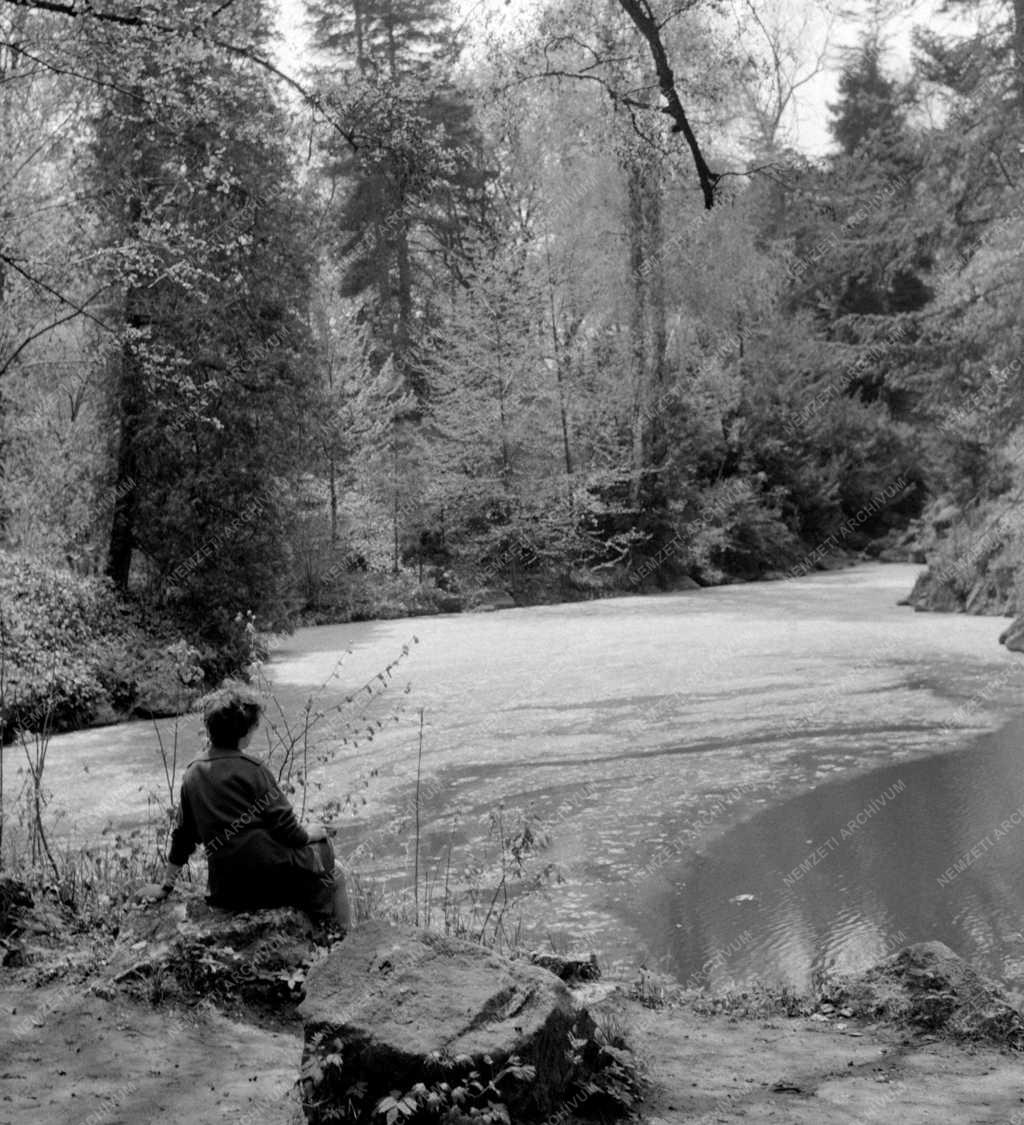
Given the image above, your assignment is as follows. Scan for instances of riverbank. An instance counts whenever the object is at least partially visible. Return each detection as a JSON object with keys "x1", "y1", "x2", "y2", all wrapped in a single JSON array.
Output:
[
  {"x1": 297, "y1": 548, "x2": 868, "y2": 626},
  {"x1": 628, "y1": 993, "x2": 1024, "y2": 1124},
  {"x1": 1, "y1": 548, "x2": 870, "y2": 742},
  {"x1": 890, "y1": 491, "x2": 1024, "y2": 618},
  {"x1": 0, "y1": 552, "x2": 237, "y2": 742}
]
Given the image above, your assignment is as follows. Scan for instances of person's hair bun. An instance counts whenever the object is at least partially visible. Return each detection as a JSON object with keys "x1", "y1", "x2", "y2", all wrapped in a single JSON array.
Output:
[{"x1": 202, "y1": 681, "x2": 262, "y2": 747}]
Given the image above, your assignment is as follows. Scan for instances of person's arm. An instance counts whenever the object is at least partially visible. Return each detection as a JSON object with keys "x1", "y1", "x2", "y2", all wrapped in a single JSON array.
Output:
[
  {"x1": 137, "y1": 860, "x2": 183, "y2": 903},
  {"x1": 167, "y1": 779, "x2": 199, "y2": 869},
  {"x1": 259, "y1": 766, "x2": 311, "y2": 848},
  {"x1": 139, "y1": 781, "x2": 196, "y2": 902}
]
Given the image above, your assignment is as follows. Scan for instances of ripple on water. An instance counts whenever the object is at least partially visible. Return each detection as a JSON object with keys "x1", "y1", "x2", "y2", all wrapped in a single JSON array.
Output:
[{"x1": 641, "y1": 719, "x2": 1024, "y2": 993}]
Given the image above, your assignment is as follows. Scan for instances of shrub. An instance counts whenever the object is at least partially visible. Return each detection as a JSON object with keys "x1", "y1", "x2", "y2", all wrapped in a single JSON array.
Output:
[
  {"x1": 677, "y1": 477, "x2": 803, "y2": 584},
  {"x1": 0, "y1": 553, "x2": 121, "y2": 735},
  {"x1": 0, "y1": 551, "x2": 206, "y2": 738},
  {"x1": 300, "y1": 569, "x2": 461, "y2": 625}
]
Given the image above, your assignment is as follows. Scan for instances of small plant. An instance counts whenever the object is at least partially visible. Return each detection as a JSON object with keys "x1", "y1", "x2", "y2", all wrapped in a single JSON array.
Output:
[
  {"x1": 630, "y1": 967, "x2": 672, "y2": 1009},
  {"x1": 18, "y1": 714, "x2": 60, "y2": 884},
  {"x1": 593, "y1": 1008, "x2": 630, "y2": 1051},
  {"x1": 372, "y1": 1057, "x2": 536, "y2": 1125},
  {"x1": 252, "y1": 636, "x2": 418, "y2": 819},
  {"x1": 689, "y1": 981, "x2": 814, "y2": 1019}
]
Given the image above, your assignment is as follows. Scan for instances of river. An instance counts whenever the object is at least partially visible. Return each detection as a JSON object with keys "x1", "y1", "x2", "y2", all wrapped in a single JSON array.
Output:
[{"x1": 18, "y1": 563, "x2": 1024, "y2": 997}]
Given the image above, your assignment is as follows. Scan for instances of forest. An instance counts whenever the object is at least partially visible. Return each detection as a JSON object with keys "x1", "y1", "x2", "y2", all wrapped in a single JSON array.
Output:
[{"x1": 1, "y1": 0, "x2": 1022, "y2": 732}]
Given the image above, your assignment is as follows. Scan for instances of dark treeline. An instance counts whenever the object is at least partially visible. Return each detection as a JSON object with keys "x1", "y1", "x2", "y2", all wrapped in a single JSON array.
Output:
[{"x1": 1, "y1": 0, "x2": 1021, "y2": 685}]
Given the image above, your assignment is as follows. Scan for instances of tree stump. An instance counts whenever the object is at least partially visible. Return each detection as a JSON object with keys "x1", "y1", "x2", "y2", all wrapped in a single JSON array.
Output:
[{"x1": 298, "y1": 922, "x2": 621, "y2": 1124}]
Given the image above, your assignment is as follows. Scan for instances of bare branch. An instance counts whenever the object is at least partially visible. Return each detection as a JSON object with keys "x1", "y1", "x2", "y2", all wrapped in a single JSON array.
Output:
[
  {"x1": 734, "y1": 0, "x2": 834, "y2": 149},
  {"x1": 0, "y1": 103, "x2": 81, "y2": 192},
  {"x1": 3, "y1": 40, "x2": 143, "y2": 99},
  {"x1": 501, "y1": 64, "x2": 654, "y2": 113},
  {"x1": 0, "y1": 283, "x2": 114, "y2": 376},
  {"x1": 615, "y1": 0, "x2": 720, "y2": 208},
  {"x1": 0, "y1": 253, "x2": 116, "y2": 339}
]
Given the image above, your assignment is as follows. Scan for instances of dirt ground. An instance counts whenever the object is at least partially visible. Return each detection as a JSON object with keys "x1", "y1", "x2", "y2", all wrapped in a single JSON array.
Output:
[
  {"x1": 622, "y1": 1001, "x2": 1024, "y2": 1124},
  {"x1": 0, "y1": 981, "x2": 303, "y2": 1125},
  {"x1": 2, "y1": 977, "x2": 1023, "y2": 1125}
]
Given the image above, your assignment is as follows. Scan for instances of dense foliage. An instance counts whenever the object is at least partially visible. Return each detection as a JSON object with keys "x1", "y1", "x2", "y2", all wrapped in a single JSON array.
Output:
[
  {"x1": 3, "y1": 0, "x2": 1024, "y2": 685},
  {"x1": 0, "y1": 552, "x2": 206, "y2": 738}
]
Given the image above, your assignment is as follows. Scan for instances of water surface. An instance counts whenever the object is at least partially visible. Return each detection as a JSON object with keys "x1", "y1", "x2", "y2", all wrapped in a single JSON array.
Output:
[
  {"x1": 20, "y1": 564, "x2": 1024, "y2": 993},
  {"x1": 657, "y1": 719, "x2": 1024, "y2": 997}
]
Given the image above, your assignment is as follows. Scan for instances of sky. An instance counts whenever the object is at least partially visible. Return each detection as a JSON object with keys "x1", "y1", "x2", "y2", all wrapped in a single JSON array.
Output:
[{"x1": 272, "y1": 0, "x2": 969, "y2": 156}]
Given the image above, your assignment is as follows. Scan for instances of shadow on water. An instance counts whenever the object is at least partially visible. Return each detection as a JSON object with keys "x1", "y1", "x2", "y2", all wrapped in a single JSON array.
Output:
[{"x1": 650, "y1": 717, "x2": 1024, "y2": 995}]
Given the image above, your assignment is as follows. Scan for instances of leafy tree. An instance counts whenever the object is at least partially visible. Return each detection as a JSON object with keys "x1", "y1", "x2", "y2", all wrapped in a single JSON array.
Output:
[
  {"x1": 87, "y1": 0, "x2": 319, "y2": 638},
  {"x1": 0, "y1": 8, "x2": 112, "y2": 561},
  {"x1": 424, "y1": 241, "x2": 570, "y2": 582}
]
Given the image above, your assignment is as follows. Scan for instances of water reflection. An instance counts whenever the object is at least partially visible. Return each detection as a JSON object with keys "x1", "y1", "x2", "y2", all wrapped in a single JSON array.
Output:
[{"x1": 655, "y1": 718, "x2": 1024, "y2": 993}]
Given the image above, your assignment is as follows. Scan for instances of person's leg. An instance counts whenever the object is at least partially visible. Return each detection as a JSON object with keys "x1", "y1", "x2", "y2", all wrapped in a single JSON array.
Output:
[{"x1": 309, "y1": 839, "x2": 351, "y2": 932}]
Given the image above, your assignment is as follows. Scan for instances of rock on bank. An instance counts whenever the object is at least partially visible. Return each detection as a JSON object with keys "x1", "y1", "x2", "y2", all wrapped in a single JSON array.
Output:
[{"x1": 297, "y1": 922, "x2": 628, "y2": 1124}]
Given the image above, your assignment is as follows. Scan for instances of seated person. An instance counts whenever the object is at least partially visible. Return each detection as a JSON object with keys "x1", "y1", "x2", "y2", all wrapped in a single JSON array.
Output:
[{"x1": 138, "y1": 684, "x2": 351, "y2": 931}]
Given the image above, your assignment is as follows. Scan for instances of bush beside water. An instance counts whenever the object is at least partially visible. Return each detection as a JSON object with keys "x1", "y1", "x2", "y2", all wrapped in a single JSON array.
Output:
[
  {"x1": 0, "y1": 551, "x2": 209, "y2": 739},
  {"x1": 2, "y1": 491, "x2": 871, "y2": 740}
]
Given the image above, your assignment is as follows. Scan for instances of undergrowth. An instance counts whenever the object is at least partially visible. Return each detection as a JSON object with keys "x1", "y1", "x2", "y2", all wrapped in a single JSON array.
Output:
[
  {"x1": 629, "y1": 967, "x2": 815, "y2": 1018},
  {"x1": 0, "y1": 631, "x2": 414, "y2": 948}
]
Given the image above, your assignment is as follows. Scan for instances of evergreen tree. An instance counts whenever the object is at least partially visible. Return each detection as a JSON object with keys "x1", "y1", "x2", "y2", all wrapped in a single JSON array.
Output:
[
  {"x1": 307, "y1": 0, "x2": 452, "y2": 76},
  {"x1": 907, "y1": 2, "x2": 1024, "y2": 503},
  {"x1": 307, "y1": 0, "x2": 489, "y2": 399},
  {"x1": 829, "y1": 37, "x2": 906, "y2": 157},
  {"x1": 786, "y1": 32, "x2": 929, "y2": 417},
  {"x1": 88, "y1": 0, "x2": 319, "y2": 639}
]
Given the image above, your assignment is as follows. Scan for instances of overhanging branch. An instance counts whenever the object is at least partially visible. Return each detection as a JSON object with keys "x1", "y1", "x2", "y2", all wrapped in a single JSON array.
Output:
[
  {"x1": 0, "y1": 0, "x2": 360, "y2": 151},
  {"x1": 616, "y1": 0, "x2": 720, "y2": 208}
]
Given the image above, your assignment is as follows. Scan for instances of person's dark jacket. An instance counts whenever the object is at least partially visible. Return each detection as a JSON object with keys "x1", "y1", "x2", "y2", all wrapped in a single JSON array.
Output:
[{"x1": 168, "y1": 747, "x2": 330, "y2": 912}]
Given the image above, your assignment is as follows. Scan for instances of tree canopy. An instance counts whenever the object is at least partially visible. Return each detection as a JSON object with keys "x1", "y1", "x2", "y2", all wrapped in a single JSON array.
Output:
[{"x1": 1, "y1": 0, "x2": 1021, "y2": 637}]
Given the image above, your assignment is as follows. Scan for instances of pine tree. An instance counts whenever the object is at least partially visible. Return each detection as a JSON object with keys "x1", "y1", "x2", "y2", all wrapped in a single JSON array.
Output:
[
  {"x1": 307, "y1": 0, "x2": 488, "y2": 400},
  {"x1": 828, "y1": 36, "x2": 905, "y2": 158},
  {"x1": 795, "y1": 31, "x2": 927, "y2": 411},
  {"x1": 307, "y1": 0, "x2": 451, "y2": 76}
]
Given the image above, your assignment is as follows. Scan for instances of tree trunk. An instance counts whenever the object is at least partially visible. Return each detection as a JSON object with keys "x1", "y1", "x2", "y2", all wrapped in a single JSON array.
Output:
[
  {"x1": 643, "y1": 160, "x2": 669, "y2": 515},
  {"x1": 1015, "y1": 0, "x2": 1024, "y2": 104},
  {"x1": 354, "y1": 0, "x2": 367, "y2": 71},
  {"x1": 626, "y1": 158, "x2": 647, "y2": 512},
  {"x1": 391, "y1": 420, "x2": 400, "y2": 575},
  {"x1": 543, "y1": 237, "x2": 575, "y2": 489},
  {"x1": 106, "y1": 342, "x2": 139, "y2": 588},
  {"x1": 495, "y1": 325, "x2": 512, "y2": 492},
  {"x1": 329, "y1": 451, "x2": 339, "y2": 546},
  {"x1": 395, "y1": 217, "x2": 416, "y2": 395}
]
